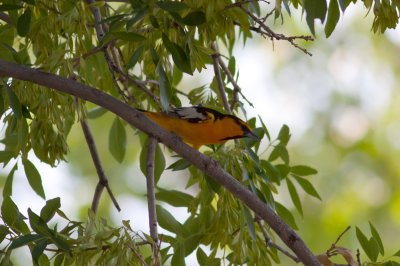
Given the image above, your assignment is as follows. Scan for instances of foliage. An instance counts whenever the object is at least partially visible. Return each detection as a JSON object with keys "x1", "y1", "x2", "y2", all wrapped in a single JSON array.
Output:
[{"x1": 0, "y1": 0, "x2": 399, "y2": 265}]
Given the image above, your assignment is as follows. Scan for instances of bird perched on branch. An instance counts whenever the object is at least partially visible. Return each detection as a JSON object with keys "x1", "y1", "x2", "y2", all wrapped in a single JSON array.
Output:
[{"x1": 139, "y1": 106, "x2": 259, "y2": 149}]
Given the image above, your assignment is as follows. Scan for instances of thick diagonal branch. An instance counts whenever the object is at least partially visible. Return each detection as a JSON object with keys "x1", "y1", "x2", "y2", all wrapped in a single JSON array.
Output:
[{"x1": 0, "y1": 59, "x2": 320, "y2": 266}]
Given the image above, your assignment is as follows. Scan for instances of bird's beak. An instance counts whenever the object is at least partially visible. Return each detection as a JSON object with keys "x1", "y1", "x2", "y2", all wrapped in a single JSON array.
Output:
[{"x1": 245, "y1": 130, "x2": 261, "y2": 141}]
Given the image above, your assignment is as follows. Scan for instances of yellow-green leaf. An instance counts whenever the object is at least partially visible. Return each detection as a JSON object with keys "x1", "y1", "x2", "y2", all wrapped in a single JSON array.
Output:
[
  {"x1": 109, "y1": 117, "x2": 127, "y2": 163},
  {"x1": 22, "y1": 158, "x2": 45, "y2": 199}
]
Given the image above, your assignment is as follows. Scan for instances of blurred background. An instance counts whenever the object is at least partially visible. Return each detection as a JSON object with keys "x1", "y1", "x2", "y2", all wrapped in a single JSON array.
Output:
[{"x1": 1, "y1": 1, "x2": 400, "y2": 264}]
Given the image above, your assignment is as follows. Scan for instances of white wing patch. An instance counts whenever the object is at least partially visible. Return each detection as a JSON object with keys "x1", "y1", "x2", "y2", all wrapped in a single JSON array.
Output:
[{"x1": 173, "y1": 107, "x2": 208, "y2": 121}]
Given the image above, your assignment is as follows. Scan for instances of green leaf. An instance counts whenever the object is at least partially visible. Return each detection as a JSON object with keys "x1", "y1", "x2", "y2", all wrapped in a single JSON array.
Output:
[
  {"x1": 171, "y1": 244, "x2": 185, "y2": 266},
  {"x1": 22, "y1": 158, "x2": 45, "y2": 199},
  {"x1": 278, "y1": 124, "x2": 290, "y2": 145},
  {"x1": 287, "y1": 179, "x2": 303, "y2": 216},
  {"x1": 0, "y1": 225, "x2": 10, "y2": 243},
  {"x1": 394, "y1": 249, "x2": 400, "y2": 257},
  {"x1": 53, "y1": 254, "x2": 64, "y2": 266},
  {"x1": 17, "y1": 118, "x2": 29, "y2": 150},
  {"x1": 156, "y1": 63, "x2": 172, "y2": 111},
  {"x1": 9, "y1": 234, "x2": 43, "y2": 249},
  {"x1": 5, "y1": 84, "x2": 22, "y2": 118},
  {"x1": 28, "y1": 209, "x2": 51, "y2": 237},
  {"x1": 275, "y1": 202, "x2": 298, "y2": 230},
  {"x1": 87, "y1": 106, "x2": 107, "y2": 119},
  {"x1": 0, "y1": 4, "x2": 23, "y2": 11},
  {"x1": 3, "y1": 163, "x2": 17, "y2": 197},
  {"x1": 325, "y1": 0, "x2": 340, "y2": 37},
  {"x1": 197, "y1": 247, "x2": 208, "y2": 265},
  {"x1": 356, "y1": 226, "x2": 378, "y2": 262},
  {"x1": 1, "y1": 197, "x2": 29, "y2": 234},
  {"x1": 242, "y1": 207, "x2": 256, "y2": 240},
  {"x1": 109, "y1": 117, "x2": 127, "y2": 163},
  {"x1": 293, "y1": 175, "x2": 321, "y2": 200},
  {"x1": 111, "y1": 31, "x2": 146, "y2": 41},
  {"x1": 290, "y1": 165, "x2": 318, "y2": 176},
  {"x1": 369, "y1": 222, "x2": 384, "y2": 256},
  {"x1": 127, "y1": 45, "x2": 144, "y2": 69},
  {"x1": 17, "y1": 8, "x2": 31, "y2": 37},
  {"x1": 269, "y1": 144, "x2": 289, "y2": 164},
  {"x1": 157, "y1": 1, "x2": 188, "y2": 12},
  {"x1": 40, "y1": 197, "x2": 61, "y2": 223},
  {"x1": 181, "y1": 11, "x2": 206, "y2": 26},
  {"x1": 162, "y1": 33, "x2": 192, "y2": 74},
  {"x1": 167, "y1": 158, "x2": 191, "y2": 171},
  {"x1": 260, "y1": 160, "x2": 281, "y2": 183},
  {"x1": 139, "y1": 138, "x2": 166, "y2": 184},
  {"x1": 304, "y1": 0, "x2": 327, "y2": 35},
  {"x1": 32, "y1": 239, "x2": 49, "y2": 264},
  {"x1": 156, "y1": 188, "x2": 194, "y2": 207},
  {"x1": 0, "y1": 150, "x2": 16, "y2": 163},
  {"x1": 156, "y1": 205, "x2": 182, "y2": 235}
]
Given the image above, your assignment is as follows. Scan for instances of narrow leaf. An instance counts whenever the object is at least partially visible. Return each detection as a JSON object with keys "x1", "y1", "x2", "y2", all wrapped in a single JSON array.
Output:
[
  {"x1": 156, "y1": 63, "x2": 172, "y2": 111},
  {"x1": 293, "y1": 175, "x2": 321, "y2": 200},
  {"x1": 167, "y1": 158, "x2": 191, "y2": 171},
  {"x1": 287, "y1": 179, "x2": 303, "y2": 216},
  {"x1": 5, "y1": 84, "x2": 22, "y2": 118},
  {"x1": 127, "y1": 45, "x2": 144, "y2": 69},
  {"x1": 9, "y1": 234, "x2": 43, "y2": 249},
  {"x1": 369, "y1": 222, "x2": 384, "y2": 256},
  {"x1": 156, "y1": 204, "x2": 182, "y2": 235},
  {"x1": 156, "y1": 188, "x2": 194, "y2": 208},
  {"x1": 304, "y1": 0, "x2": 328, "y2": 35},
  {"x1": 87, "y1": 106, "x2": 107, "y2": 119},
  {"x1": 3, "y1": 163, "x2": 17, "y2": 197},
  {"x1": 278, "y1": 124, "x2": 290, "y2": 145},
  {"x1": 275, "y1": 202, "x2": 298, "y2": 230},
  {"x1": 22, "y1": 158, "x2": 46, "y2": 199},
  {"x1": 181, "y1": 11, "x2": 206, "y2": 25},
  {"x1": 17, "y1": 8, "x2": 32, "y2": 37},
  {"x1": 40, "y1": 197, "x2": 61, "y2": 223},
  {"x1": 325, "y1": 0, "x2": 340, "y2": 37},
  {"x1": 0, "y1": 225, "x2": 9, "y2": 243},
  {"x1": 356, "y1": 227, "x2": 377, "y2": 262},
  {"x1": 242, "y1": 207, "x2": 256, "y2": 240},
  {"x1": 109, "y1": 117, "x2": 127, "y2": 163},
  {"x1": 290, "y1": 165, "x2": 318, "y2": 176},
  {"x1": 162, "y1": 33, "x2": 192, "y2": 74}
]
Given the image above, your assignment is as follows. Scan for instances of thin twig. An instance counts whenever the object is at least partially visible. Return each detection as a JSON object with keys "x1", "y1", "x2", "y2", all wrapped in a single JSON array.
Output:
[
  {"x1": 255, "y1": 217, "x2": 301, "y2": 263},
  {"x1": 84, "y1": 0, "x2": 132, "y2": 103},
  {"x1": 211, "y1": 43, "x2": 232, "y2": 114},
  {"x1": 333, "y1": 226, "x2": 351, "y2": 246},
  {"x1": 80, "y1": 115, "x2": 121, "y2": 212},
  {"x1": 235, "y1": 6, "x2": 314, "y2": 56},
  {"x1": 145, "y1": 136, "x2": 160, "y2": 265},
  {"x1": 217, "y1": 55, "x2": 254, "y2": 109},
  {"x1": 116, "y1": 69, "x2": 160, "y2": 105}
]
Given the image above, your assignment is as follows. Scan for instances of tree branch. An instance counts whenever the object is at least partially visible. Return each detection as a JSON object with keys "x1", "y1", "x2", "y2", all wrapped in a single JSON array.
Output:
[
  {"x1": 256, "y1": 217, "x2": 300, "y2": 263},
  {"x1": 0, "y1": 59, "x2": 320, "y2": 266},
  {"x1": 235, "y1": 7, "x2": 314, "y2": 56},
  {"x1": 216, "y1": 54, "x2": 254, "y2": 109},
  {"x1": 145, "y1": 136, "x2": 160, "y2": 265},
  {"x1": 80, "y1": 116, "x2": 121, "y2": 212},
  {"x1": 211, "y1": 43, "x2": 232, "y2": 114}
]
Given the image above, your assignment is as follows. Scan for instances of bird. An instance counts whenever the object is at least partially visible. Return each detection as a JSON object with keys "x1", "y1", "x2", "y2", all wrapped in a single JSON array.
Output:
[{"x1": 139, "y1": 105, "x2": 259, "y2": 149}]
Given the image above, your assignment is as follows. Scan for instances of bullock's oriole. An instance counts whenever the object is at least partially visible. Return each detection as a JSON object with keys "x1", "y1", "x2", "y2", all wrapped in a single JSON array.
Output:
[{"x1": 140, "y1": 106, "x2": 259, "y2": 149}]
